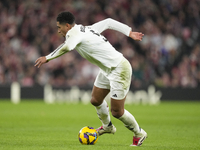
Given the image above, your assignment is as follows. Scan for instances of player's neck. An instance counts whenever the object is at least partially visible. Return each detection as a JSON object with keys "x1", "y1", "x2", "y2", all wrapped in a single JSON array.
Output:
[{"x1": 69, "y1": 23, "x2": 75, "y2": 29}]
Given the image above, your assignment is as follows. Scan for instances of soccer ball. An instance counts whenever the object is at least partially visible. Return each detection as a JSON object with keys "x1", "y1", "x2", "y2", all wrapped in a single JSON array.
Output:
[{"x1": 78, "y1": 126, "x2": 99, "y2": 145}]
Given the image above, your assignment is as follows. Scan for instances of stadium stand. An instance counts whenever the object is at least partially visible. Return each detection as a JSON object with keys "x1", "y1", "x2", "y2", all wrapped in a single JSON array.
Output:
[{"x1": 0, "y1": 0, "x2": 200, "y2": 88}]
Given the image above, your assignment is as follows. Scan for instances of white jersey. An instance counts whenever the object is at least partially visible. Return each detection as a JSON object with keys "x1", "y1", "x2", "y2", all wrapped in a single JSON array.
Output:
[{"x1": 46, "y1": 18, "x2": 131, "y2": 74}]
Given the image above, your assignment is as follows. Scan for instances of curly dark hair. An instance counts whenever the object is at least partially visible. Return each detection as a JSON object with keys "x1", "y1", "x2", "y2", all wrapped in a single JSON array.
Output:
[{"x1": 56, "y1": 12, "x2": 75, "y2": 25}]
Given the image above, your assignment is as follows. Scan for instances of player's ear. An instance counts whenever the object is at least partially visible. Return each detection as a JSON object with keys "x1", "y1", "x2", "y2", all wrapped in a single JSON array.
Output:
[{"x1": 66, "y1": 23, "x2": 70, "y2": 28}]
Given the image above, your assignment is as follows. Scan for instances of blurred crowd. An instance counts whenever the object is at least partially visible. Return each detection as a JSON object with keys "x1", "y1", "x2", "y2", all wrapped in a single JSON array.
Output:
[{"x1": 0, "y1": 0, "x2": 200, "y2": 88}]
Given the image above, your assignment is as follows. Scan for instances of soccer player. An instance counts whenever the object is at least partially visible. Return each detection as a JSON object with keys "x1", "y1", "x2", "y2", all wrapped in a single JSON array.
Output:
[{"x1": 35, "y1": 12, "x2": 147, "y2": 146}]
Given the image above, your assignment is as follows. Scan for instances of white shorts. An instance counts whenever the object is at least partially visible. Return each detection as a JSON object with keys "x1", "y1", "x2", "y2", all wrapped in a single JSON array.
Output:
[{"x1": 94, "y1": 57, "x2": 132, "y2": 100}]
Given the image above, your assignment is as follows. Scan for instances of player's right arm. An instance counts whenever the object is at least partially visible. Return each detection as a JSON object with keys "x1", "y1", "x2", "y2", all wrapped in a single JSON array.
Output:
[
  {"x1": 35, "y1": 31, "x2": 81, "y2": 68},
  {"x1": 34, "y1": 42, "x2": 70, "y2": 68},
  {"x1": 34, "y1": 56, "x2": 47, "y2": 68}
]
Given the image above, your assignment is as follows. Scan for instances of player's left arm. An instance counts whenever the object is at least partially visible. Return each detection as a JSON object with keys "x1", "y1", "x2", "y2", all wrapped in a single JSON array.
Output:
[
  {"x1": 91, "y1": 18, "x2": 144, "y2": 41},
  {"x1": 129, "y1": 31, "x2": 144, "y2": 41}
]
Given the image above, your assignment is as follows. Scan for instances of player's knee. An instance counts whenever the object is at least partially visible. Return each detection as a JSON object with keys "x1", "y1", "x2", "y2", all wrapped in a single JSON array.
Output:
[
  {"x1": 111, "y1": 109, "x2": 123, "y2": 119},
  {"x1": 90, "y1": 97, "x2": 101, "y2": 106}
]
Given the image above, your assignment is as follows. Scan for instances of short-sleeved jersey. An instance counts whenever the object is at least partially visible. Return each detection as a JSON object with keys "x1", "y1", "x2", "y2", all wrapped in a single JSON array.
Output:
[{"x1": 46, "y1": 18, "x2": 131, "y2": 74}]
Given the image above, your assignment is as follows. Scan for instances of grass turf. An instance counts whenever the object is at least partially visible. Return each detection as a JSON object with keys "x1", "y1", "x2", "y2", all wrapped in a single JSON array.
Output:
[{"x1": 0, "y1": 100, "x2": 200, "y2": 150}]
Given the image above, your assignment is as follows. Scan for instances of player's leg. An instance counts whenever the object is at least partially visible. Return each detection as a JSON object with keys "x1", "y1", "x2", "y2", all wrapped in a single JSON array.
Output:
[
  {"x1": 91, "y1": 71, "x2": 116, "y2": 135},
  {"x1": 90, "y1": 86, "x2": 110, "y2": 107},
  {"x1": 111, "y1": 97, "x2": 141, "y2": 134},
  {"x1": 91, "y1": 86, "x2": 116, "y2": 135},
  {"x1": 111, "y1": 97, "x2": 147, "y2": 146},
  {"x1": 109, "y1": 58, "x2": 147, "y2": 146},
  {"x1": 91, "y1": 85, "x2": 111, "y2": 127}
]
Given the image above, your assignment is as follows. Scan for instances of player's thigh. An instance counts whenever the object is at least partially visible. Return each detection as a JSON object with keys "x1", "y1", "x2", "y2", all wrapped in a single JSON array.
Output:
[
  {"x1": 110, "y1": 97, "x2": 126, "y2": 118},
  {"x1": 109, "y1": 58, "x2": 131, "y2": 118},
  {"x1": 91, "y1": 86, "x2": 110, "y2": 106},
  {"x1": 91, "y1": 71, "x2": 110, "y2": 106},
  {"x1": 109, "y1": 58, "x2": 132, "y2": 100}
]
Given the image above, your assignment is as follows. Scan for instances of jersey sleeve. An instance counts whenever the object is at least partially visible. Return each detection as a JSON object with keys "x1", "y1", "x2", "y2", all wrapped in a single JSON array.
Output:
[
  {"x1": 45, "y1": 40, "x2": 69, "y2": 61},
  {"x1": 46, "y1": 33, "x2": 81, "y2": 61},
  {"x1": 91, "y1": 18, "x2": 132, "y2": 36}
]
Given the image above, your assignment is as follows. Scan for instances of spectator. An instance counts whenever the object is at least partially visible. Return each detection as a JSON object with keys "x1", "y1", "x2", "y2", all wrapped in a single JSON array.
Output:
[{"x1": 0, "y1": 0, "x2": 200, "y2": 88}]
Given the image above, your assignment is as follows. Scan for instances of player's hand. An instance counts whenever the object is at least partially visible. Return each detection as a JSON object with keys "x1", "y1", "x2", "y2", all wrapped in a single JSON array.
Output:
[
  {"x1": 34, "y1": 56, "x2": 48, "y2": 68},
  {"x1": 129, "y1": 31, "x2": 144, "y2": 41}
]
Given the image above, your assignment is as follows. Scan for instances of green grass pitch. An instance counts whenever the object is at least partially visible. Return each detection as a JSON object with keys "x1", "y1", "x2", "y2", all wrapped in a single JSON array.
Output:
[{"x1": 0, "y1": 100, "x2": 200, "y2": 150}]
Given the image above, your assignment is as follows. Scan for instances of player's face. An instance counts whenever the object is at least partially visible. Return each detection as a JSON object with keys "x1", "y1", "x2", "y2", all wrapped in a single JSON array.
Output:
[{"x1": 57, "y1": 22, "x2": 69, "y2": 37}]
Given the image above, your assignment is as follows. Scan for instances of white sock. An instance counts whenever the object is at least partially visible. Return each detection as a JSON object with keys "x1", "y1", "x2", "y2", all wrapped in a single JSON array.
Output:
[
  {"x1": 95, "y1": 100, "x2": 111, "y2": 128},
  {"x1": 119, "y1": 109, "x2": 141, "y2": 135}
]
